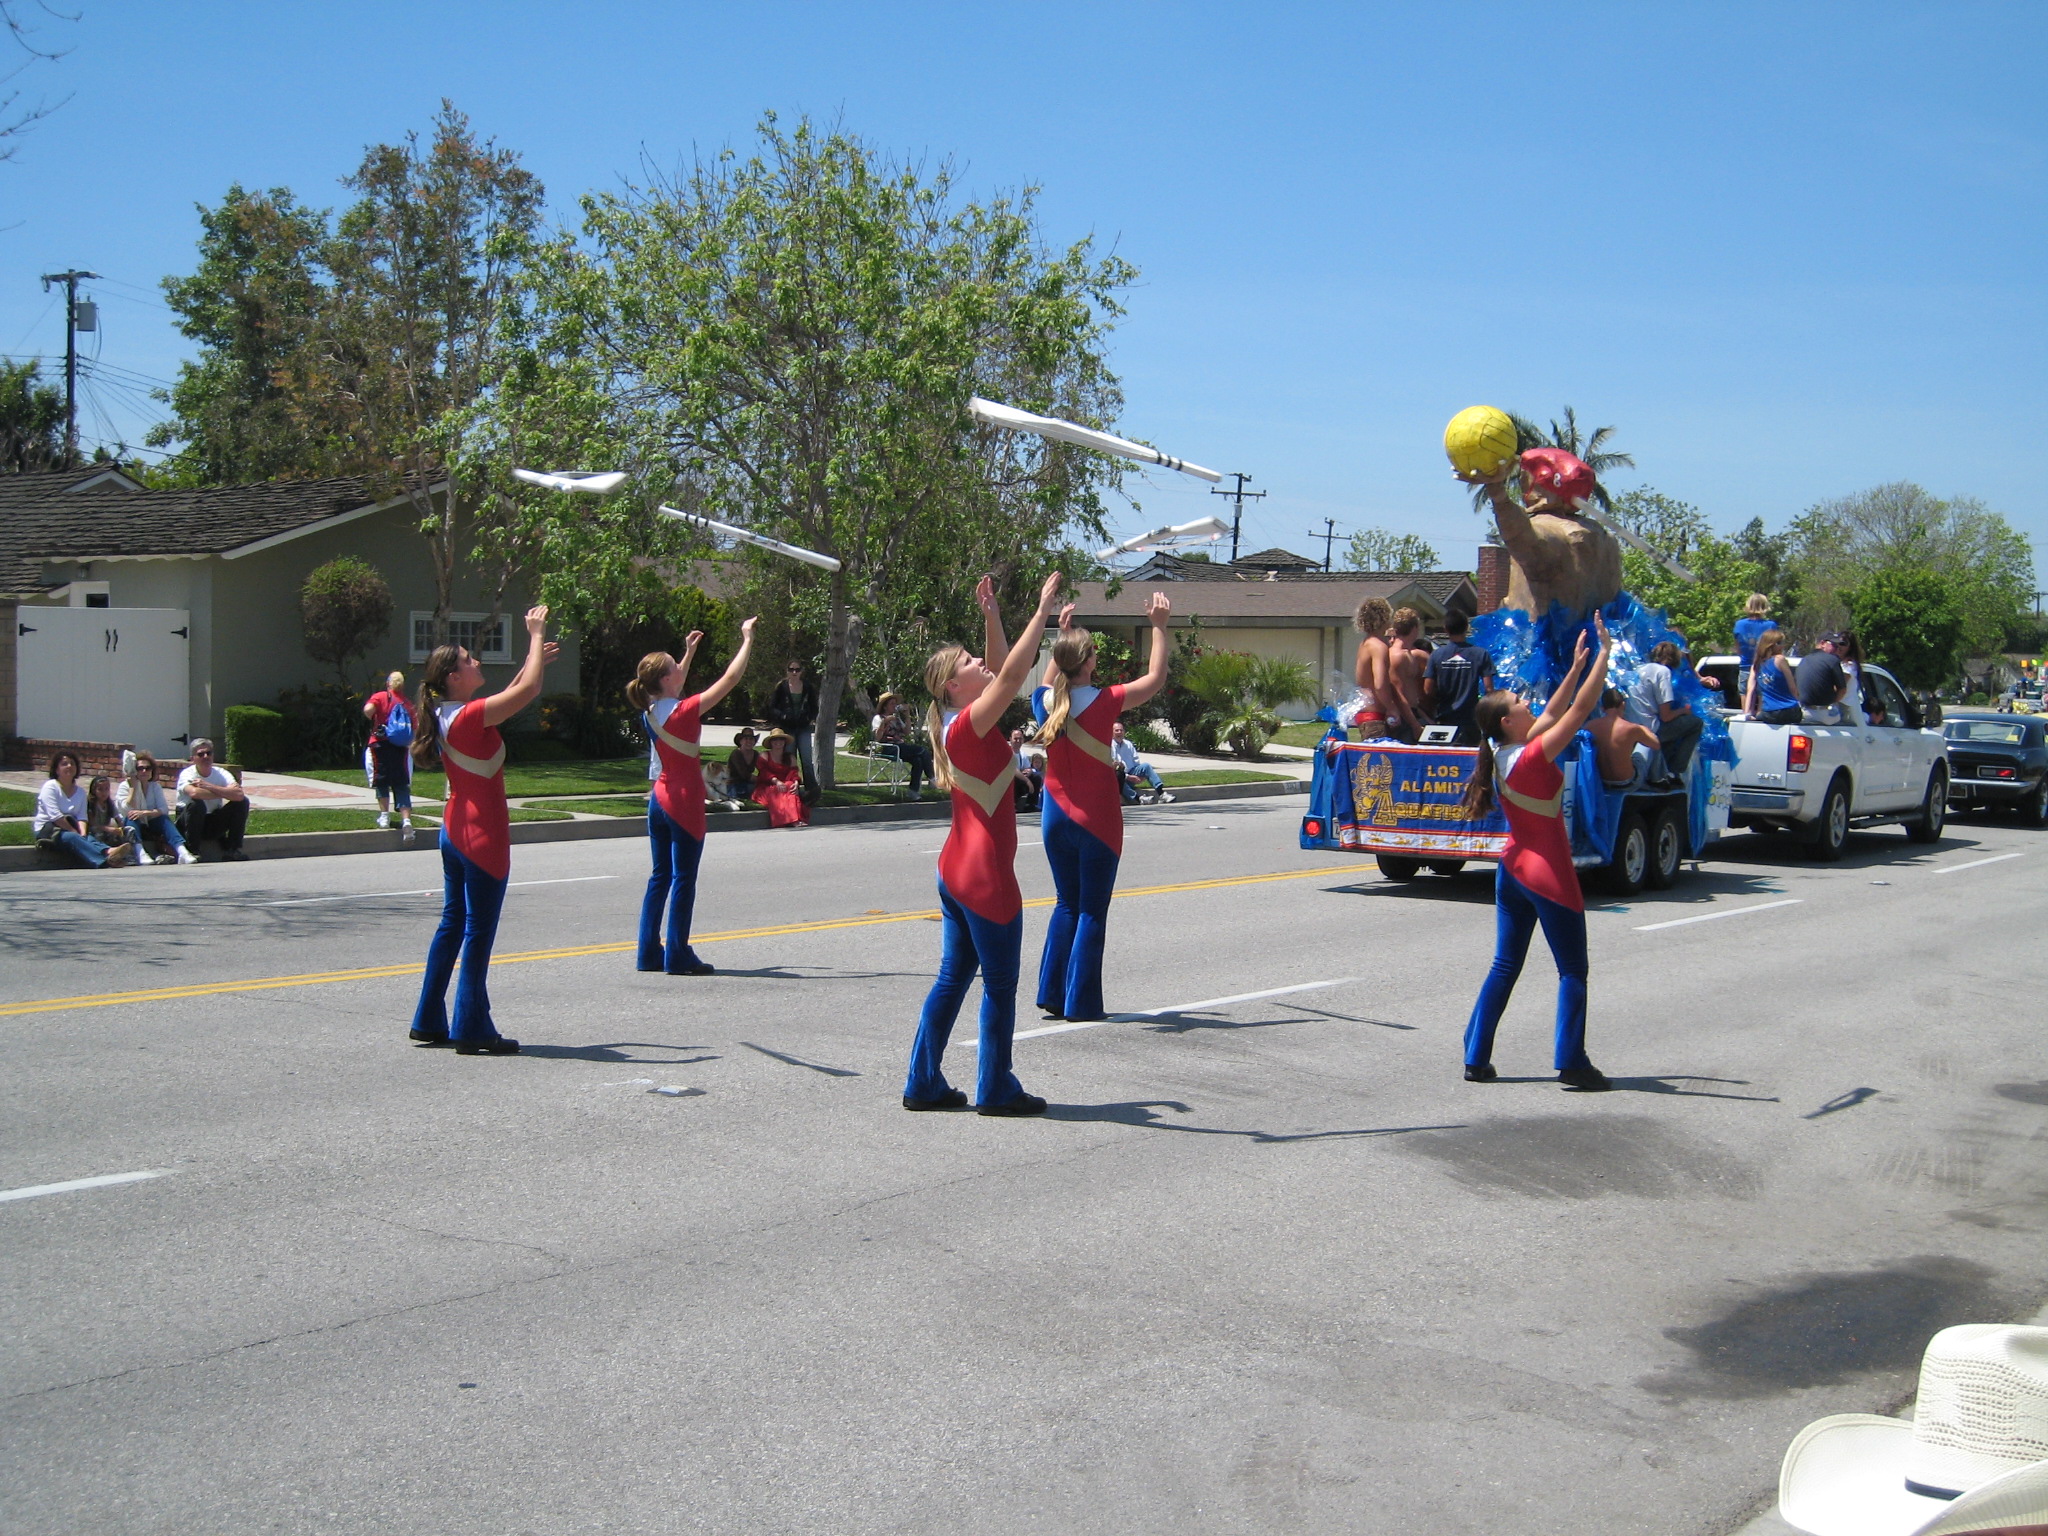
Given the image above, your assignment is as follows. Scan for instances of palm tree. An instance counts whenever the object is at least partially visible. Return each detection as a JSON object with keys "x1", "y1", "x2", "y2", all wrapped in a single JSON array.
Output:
[
  {"x1": 1182, "y1": 651, "x2": 1318, "y2": 759},
  {"x1": 1466, "y1": 405, "x2": 1634, "y2": 515}
]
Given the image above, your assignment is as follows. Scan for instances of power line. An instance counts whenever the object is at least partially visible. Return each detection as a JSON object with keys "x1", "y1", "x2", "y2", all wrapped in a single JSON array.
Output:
[
  {"x1": 37, "y1": 268, "x2": 100, "y2": 465},
  {"x1": 1210, "y1": 472, "x2": 1267, "y2": 562},
  {"x1": 1309, "y1": 518, "x2": 1347, "y2": 571}
]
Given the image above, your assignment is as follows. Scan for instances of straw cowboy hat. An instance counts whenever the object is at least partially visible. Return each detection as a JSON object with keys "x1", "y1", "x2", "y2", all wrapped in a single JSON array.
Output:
[{"x1": 1778, "y1": 1324, "x2": 2048, "y2": 1536}]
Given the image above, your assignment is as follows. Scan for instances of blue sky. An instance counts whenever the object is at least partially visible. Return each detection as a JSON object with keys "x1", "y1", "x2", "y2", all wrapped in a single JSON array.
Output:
[{"x1": 3, "y1": 1, "x2": 2041, "y2": 582}]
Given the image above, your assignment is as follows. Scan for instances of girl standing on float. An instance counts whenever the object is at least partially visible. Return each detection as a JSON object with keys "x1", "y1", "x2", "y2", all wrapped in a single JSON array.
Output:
[
  {"x1": 1030, "y1": 591, "x2": 1173, "y2": 1022},
  {"x1": 904, "y1": 570, "x2": 1064, "y2": 1117},
  {"x1": 1459, "y1": 615, "x2": 1613, "y2": 1091},
  {"x1": 409, "y1": 605, "x2": 557, "y2": 1055},
  {"x1": 627, "y1": 617, "x2": 758, "y2": 976}
]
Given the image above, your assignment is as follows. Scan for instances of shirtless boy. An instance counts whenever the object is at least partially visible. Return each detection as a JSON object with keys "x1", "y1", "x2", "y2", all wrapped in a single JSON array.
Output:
[
  {"x1": 1587, "y1": 687, "x2": 1666, "y2": 791},
  {"x1": 1388, "y1": 608, "x2": 1430, "y2": 741}
]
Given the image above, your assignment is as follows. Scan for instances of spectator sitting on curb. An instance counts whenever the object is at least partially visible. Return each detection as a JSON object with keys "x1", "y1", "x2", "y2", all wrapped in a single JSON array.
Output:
[
  {"x1": 33, "y1": 750, "x2": 112, "y2": 868},
  {"x1": 725, "y1": 728, "x2": 761, "y2": 800},
  {"x1": 1111, "y1": 721, "x2": 1174, "y2": 804},
  {"x1": 177, "y1": 739, "x2": 251, "y2": 861},
  {"x1": 84, "y1": 775, "x2": 140, "y2": 867},
  {"x1": 116, "y1": 749, "x2": 195, "y2": 864},
  {"x1": 1009, "y1": 727, "x2": 1043, "y2": 810}
]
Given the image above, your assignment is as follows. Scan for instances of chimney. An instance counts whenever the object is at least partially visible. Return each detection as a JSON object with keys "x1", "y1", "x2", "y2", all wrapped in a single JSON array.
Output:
[{"x1": 1475, "y1": 544, "x2": 1510, "y2": 612}]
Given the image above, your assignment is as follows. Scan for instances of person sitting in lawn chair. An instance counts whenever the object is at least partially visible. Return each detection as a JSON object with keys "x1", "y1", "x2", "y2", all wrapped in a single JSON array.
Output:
[{"x1": 1111, "y1": 721, "x2": 1173, "y2": 804}]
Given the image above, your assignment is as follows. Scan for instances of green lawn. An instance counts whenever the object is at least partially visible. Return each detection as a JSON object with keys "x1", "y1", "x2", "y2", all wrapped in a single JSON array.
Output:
[
  {"x1": 1159, "y1": 768, "x2": 1293, "y2": 786},
  {"x1": 0, "y1": 788, "x2": 36, "y2": 817},
  {"x1": 0, "y1": 820, "x2": 31, "y2": 846},
  {"x1": 289, "y1": 758, "x2": 655, "y2": 799},
  {"x1": 240, "y1": 807, "x2": 568, "y2": 835},
  {"x1": 523, "y1": 796, "x2": 648, "y2": 818},
  {"x1": 1270, "y1": 721, "x2": 1338, "y2": 749}
]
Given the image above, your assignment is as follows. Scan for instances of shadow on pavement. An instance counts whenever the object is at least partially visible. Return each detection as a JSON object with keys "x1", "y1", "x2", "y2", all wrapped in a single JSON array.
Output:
[
  {"x1": 1045, "y1": 1099, "x2": 1463, "y2": 1144},
  {"x1": 739, "y1": 1041, "x2": 862, "y2": 1077},
  {"x1": 518, "y1": 1043, "x2": 720, "y2": 1064}
]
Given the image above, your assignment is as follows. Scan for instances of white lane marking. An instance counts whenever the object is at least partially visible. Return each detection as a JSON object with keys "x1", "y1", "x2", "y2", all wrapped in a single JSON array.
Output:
[
  {"x1": 1635, "y1": 898, "x2": 1802, "y2": 932},
  {"x1": 1006, "y1": 978, "x2": 1356, "y2": 1042},
  {"x1": 260, "y1": 875, "x2": 620, "y2": 907},
  {"x1": 0, "y1": 1169, "x2": 170, "y2": 1204},
  {"x1": 1931, "y1": 851, "x2": 2028, "y2": 875}
]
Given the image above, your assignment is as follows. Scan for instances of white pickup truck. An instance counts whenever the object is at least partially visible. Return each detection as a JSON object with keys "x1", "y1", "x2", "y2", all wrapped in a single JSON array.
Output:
[{"x1": 1696, "y1": 656, "x2": 1949, "y2": 858}]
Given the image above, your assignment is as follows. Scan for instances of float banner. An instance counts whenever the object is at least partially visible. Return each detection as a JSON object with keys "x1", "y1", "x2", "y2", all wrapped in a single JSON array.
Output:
[{"x1": 1318, "y1": 741, "x2": 1508, "y2": 858}]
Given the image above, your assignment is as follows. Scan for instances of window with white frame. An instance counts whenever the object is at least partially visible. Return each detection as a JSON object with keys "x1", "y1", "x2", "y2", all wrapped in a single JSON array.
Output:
[{"x1": 409, "y1": 611, "x2": 511, "y2": 664}]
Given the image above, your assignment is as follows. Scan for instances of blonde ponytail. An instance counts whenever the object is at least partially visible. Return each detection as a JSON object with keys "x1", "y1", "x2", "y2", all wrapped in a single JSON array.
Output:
[
  {"x1": 413, "y1": 644, "x2": 462, "y2": 765},
  {"x1": 625, "y1": 651, "x2": 675, "y2": 713},
  {"x1": 922, "y1": 645, "x2": 967, "y2": 792},
  {"x1": 1032, "y1": 628, "x2": 1094, "y2": 745}
]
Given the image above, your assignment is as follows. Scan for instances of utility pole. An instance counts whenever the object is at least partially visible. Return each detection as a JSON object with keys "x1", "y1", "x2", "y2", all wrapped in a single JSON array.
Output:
[
  {"x1": 38, "y1": 268, "x2": 99, "y2": 468},
  {"x1": 1210, "y1": 472, "x2": 1266, "y2": 563},
  {"x1": 1310, "y1": 518, "x2": 1343, "y2": 571}
]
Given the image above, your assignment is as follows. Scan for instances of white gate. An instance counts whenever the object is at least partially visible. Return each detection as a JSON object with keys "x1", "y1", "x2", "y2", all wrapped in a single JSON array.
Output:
[{"x1": 15, "y1": 607, "x2": 192, "y2": 756}]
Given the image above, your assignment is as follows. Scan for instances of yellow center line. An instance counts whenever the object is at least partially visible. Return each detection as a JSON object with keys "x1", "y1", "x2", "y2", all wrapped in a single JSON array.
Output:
[{"x1": 0, "y1": 865, "x2": 1355, "y2": 1020}]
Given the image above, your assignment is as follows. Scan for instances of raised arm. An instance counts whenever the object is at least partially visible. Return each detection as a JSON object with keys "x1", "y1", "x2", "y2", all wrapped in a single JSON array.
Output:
[
  {"x1": 1534, "y1": 618, "x2": 1612, "y2": 762},
  {"x1": 674, "y1": 630, "x2": 703, "y2": 693},
  {"x1": 1120, "y1": 594, "x2": 1173, "y2": 709},
  {"x1": 695, "y1": 618, "x2": 757, "y2": 713},
  {"x1": 977, "y1": 576, "x2": 1008, "y2": 676},
  {"x1": 968, "y1": 572, "x2": 1063, "y2": 738},
  {"x1": 1529, "y1": 641, "x2": 1592, "y2": 738},
  {"x1": 483, "y1": 606, "x2": 559, "y2": 728},
  {"x1": 1041, "y1": 602, "x2": 1076, "y2": 689}
]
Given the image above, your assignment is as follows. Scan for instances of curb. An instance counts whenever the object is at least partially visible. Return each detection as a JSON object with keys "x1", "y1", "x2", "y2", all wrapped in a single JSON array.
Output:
[{"x1": 0, "y1": 778, "x2": 1306, "y2": 874}]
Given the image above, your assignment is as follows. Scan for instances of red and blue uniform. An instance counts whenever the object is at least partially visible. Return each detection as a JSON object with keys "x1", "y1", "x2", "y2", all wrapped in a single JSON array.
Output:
[
  {"x1": 1032, "y1": 683, "x2": 1127, "y2": 1020},
  {"x1": 640, "y1": 695, "x2": 709, "y2": 973},
  {"x1": 413, "y1": 699, "x2": 513, "y2": 1044},
  {"x1": 1463, "y1": 743, "x2": 1593, "y2": 1072},
  {"x1": 905, "y1": 709, "x2": 1029, "y2": 1109}
]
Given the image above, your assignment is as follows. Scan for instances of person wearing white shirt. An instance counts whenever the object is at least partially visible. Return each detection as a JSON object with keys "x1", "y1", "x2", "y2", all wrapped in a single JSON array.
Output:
[
  {"x1": 33, "y1": 749, "x2": 112, "y2": 867},
  {"x1": 116, "y1": 749, "x2": 196, "y2": 864},
  {"x1": 1622, "y1": 641, "x2": 1703, "y2": 776},
  {"x1": 175, "y1": 738, "x2": 251, "y2": 860},
  {"x1": 1110, "y1": 721, "x2": 1173, "y2": 804}
]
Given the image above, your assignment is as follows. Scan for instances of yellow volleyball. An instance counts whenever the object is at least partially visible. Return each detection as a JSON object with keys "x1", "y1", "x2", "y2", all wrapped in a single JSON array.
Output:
[{"x1": 1443, "y1": 405, "x2": 1519, "y2": 478}]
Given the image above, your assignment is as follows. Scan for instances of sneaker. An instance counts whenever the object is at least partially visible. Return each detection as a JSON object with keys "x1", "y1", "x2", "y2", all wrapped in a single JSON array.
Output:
[
  {"x1": 176, "y1": 846, "x2": 199, "y2": 865},
  {"x1": 902, "y1": 1089, "x2": 969, "y2": 1111},
  {"x1": 454, "y1": 1037, "x2": 520, "y2": 1055},
  {"x1": 224, "y1": 849, "x2": 250, "y2": 862},
  {"x1": 400, "y1": 821, "x2": 415, "y2": 843},
  {"x1": 376, "y1": 811, "x2": 391, "y2": 829},
  {"x1": 1557, "y1": 1065, "x2": 1611, "y2": 1092},
  {"x1": 977, "y1": 1092, "x2": 1048, "y2": 1117},
  {"x1": 1463, "y1": 1062, "x2": 1497, "y2": 1082},
  {"x1": 1158, "y1": 791, "x2": 1176, "y2": 803}
]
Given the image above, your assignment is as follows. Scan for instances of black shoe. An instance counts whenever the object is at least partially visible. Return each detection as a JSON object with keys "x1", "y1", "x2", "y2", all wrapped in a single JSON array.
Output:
[
  {"x1": 1463, "y1": 1062, "x2": 1497, "y2": 1082},
  {"x1": 977, "y1": 1092, "x2": 1048, "y2": 1117},
  {"x1": 454, "y1": 1037, "x2": 521, "y2": 1055},
  {"x1": 409, "y1": 1028, "x2": 452, "y2": 1047},
  {"x1": 667, "y1": 961, "x2": 716, "y2": 977},
  {"x1": 224, "y1": 849, "x2": 250, "y2": 862},
  {"x1": 902, "y1": 1089, "x2": 969, "y2": 1111},
  {"x1": 1039, "y1": 1006, "x2": 1065, "y2": 1020},
  {"x1": 1558, "y1": 1065, "x2": 1611, "y2": 1091}
]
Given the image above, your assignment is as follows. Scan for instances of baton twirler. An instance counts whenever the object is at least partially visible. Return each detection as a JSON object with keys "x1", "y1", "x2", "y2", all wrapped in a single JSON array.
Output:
[
  {"x1": 968, "y1": 396, "x2": 1222, "y2": 483},
  {"x1": 1095, "y1": 516, "x2": 1230, "y2": 561}
]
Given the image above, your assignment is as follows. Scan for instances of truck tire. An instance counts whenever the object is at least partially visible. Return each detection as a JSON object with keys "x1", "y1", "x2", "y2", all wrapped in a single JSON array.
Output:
[
  {"x1": 1906, "y1": 766, "x2": 1948, "y2": 843},
  {"x1": 1377, "y1": 854, "x2": 1422, "y2": 882},
  {"x1": 1804, "y1": 776, "x2": 1851, "y2": 861},
  {"x1": 1425, "y1": 860, "x2": 1467, "y2": 877},
  {"x1": 1607, "y1": 809, "x2": 1650, "y2": 895},
  {"x1": 1647, "y1": 805, "x2": 1684, "y2": 889}
]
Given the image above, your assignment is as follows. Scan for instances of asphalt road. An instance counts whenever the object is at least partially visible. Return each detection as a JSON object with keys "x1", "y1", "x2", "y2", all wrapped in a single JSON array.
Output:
[{"x1": 3, "y1": 800, "x2": 2045, "y2": 1535}]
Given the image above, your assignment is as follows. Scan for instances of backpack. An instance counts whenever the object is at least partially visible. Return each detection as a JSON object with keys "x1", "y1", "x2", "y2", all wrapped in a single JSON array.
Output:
[{"x1": 380, "y1": 696, "x2": 414, "y2": 748}]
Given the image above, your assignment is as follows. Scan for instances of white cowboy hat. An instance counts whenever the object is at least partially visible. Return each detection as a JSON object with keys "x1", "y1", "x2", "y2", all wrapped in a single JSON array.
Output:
[{"x1": 1779, "y1": 1324, "x2": 2048, "y2": 1536}]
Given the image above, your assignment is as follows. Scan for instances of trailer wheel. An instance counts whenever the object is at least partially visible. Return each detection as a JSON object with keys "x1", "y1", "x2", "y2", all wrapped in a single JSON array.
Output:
[
  {"x1": 1607, "y1": 810, "x2": 1650, "y2": 896},
  {"x1": 1376, "y1": 854, "x2": 1422, "y2": 882},
  {"x1": 1647, "y1": 805, "x2": 1684, "y2": 889},
  {"x1": 1425, "y1": 860, "x2": 1467, "y2": 877}
]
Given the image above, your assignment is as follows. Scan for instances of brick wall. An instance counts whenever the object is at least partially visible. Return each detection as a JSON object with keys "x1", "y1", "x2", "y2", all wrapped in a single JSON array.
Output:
[
  {"x1": 6, "y1": 737, "x2": 218, "y2": 781},
  {"x1": 1476, "y1": 545, "x2": 1511, "y2": 612}
]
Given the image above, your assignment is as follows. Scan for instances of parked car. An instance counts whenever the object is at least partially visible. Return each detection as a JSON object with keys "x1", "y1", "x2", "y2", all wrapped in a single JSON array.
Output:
[
  {"x1": 1696, "y1": 656, "x2": 1949, "y2": 859},
  {"x1": 1942, "y1": 711, "x2": 2048, "y2": 826}
]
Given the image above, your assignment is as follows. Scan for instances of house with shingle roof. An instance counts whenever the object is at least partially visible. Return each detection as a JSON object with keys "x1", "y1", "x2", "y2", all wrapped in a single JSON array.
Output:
[
  {"x1": 1, "y1": 469, "x2": 573, "y2": 759},
  {"x1": 1070, "y1": 548, "x2": 1479, "y2": 716}
]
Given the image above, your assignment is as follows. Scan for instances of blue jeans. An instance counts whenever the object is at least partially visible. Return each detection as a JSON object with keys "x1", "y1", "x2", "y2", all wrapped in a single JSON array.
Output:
[
  {"x1": 123, "y1": 814, "x2": 187, "y2": 857},
  {"x1": 1463, "y1": 864, "x2": 1591, "y2": 1072},
  {"x1": 412, "y1": 838, "x2": 509, "y2": 1043},
  {"x1": 638, "y1": 795, "x2": 704, "y2": 972},
  {"x1": 1037, "y1": 803, "x2": 1119, "y2": 1020},
  {"x1": 905, "y1": 879, "x2": 1025, "y2": 1108},
  {"x1": 46, "y1": 828, "x2": 110, "y2": 868}
]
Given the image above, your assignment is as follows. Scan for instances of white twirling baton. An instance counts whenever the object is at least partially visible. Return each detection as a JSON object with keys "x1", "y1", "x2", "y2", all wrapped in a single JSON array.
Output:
[
  {"x1": 1095, "y1": 516, "x2": 1230, "y2": 561},
  {"x1": 968, "y1": 396, "x2": 1222, "y2": 483},
  {"x1": 657, "y1": 505, "x2": 842, "y2": 573},
  {"x1": 511, "y1": 468, "x2": 629, "y2": 495}
]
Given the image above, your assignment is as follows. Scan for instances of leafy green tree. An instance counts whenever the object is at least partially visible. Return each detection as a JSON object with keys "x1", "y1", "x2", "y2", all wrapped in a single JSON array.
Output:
[
  {"x1": 1181, "y1": 651, "x2": 1317, "y2": 759},
  {"x1": 496, "y1": 114, "x2": 1133, "y2": 789},
  {"x1": 1621, "y1": 533, "x2": 1768, "y2": 655},
  {"x1": 1845, "y1": 567, "x2": 1965, "y2": 690},
  {"x1": 0, "y1": 357, "x2": 65, "y2": 471},
  {"x1": 299, "y1": 556, "x2": 392, "y2": 688},
  {"x1": 1344, "y1": 527, "x2": 1440, "y2": 572}
]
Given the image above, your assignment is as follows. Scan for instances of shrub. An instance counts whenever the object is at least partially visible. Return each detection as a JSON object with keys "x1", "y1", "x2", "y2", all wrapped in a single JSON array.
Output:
[
  {"x1": 1180, "y1": 652, "x2": 1319, "y2": 759},
  {"x1": 1124, "y1": 718, "x2": 1172, "y2": 754},
  {"x1": 225, "y1": 705, "x2": 293, "y2": 770},
  {"x1": 275, "y1": 684, "x2": 366, "y2": 768},
  {"x1": 299, "y1": 558, "x2": 392, "y2": 688}
]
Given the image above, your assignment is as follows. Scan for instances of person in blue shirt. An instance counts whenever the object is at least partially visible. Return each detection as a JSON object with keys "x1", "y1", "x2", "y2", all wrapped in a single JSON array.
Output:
[
  {"x1": 1422, "y1": 610, "x2": 1494, "y2": 745},
  {"x1": 1733, "y1": 594, "x2": 1775, "y2": 694}
]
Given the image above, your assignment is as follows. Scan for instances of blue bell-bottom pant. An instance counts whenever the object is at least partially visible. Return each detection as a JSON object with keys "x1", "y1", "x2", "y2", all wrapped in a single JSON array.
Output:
[
  {"x1": 905, "y1": 879, "x2": 1025, "y2": 1108},
  {"x1": 1463, "y1": 864, "x2": 1591, "y2": 1071},
  {"x1": 412, "y1": 837, "x2": 509, "y2": 1043},
  {"x1": 638, "y1": 795, "x2": 705, "y2": 973},
  {"x1": 1036, "y1": 802, "x2": 1119, "y2": 1021}
]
